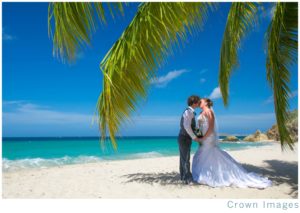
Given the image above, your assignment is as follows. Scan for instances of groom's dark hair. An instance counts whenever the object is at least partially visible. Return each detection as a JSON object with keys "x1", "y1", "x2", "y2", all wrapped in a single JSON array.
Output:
[{"x1": 187, "y1": 95, "x2": 200, "y2": 106}]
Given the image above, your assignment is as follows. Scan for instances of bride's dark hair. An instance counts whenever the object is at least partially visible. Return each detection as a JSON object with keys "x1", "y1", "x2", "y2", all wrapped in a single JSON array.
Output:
[{"x1": 203, "y1": 98, "x2": 213, "y2": 108}]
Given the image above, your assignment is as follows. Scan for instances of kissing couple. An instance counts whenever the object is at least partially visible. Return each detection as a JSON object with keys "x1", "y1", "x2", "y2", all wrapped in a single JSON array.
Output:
[{"x1": 178, "y1": 95, "x2": 272, "y2": 188}]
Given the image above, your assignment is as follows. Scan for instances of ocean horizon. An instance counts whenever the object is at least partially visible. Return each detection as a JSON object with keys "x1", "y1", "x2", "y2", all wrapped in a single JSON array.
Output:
[{"x1": 2, "y1": 136, "x2": 275, "y2": 172}]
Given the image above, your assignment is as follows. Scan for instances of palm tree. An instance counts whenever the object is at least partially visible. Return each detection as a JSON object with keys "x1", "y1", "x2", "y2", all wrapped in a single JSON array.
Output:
[
  {"x1": 48, "y1": 2, "x2": 298, "y2": 150},
  {"x1": 219, "y1": 3, "x2": 298, "y2": 150}
]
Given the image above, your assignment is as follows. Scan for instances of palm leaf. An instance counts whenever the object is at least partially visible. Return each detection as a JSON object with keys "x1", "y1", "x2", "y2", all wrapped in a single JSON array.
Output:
[
  {"x1": 266, "y1": 3, "x2": 298, "y2": 150},
  {"x1": 219, "y1": 2, "x2": 259, "y2": 105},
  {"x1": 98, "y1": 2, "x2": 215, "y2": 149},
  {"x1": 48, "y1": 2, "x2": 124, "y2": 63}
]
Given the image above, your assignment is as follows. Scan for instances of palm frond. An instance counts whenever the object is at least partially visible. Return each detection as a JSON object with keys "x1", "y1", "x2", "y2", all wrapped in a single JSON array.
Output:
[
  {"x1": 219, "y1": 3, "x2": 259, "y2": 105},
  {"x1": 266, "y1": 3, "x2": 298, "y2": 150},
  {"x1": 98, "y1": 2, "x2": 216, "y2": 149},
  {"x1": 48, "y1": 2, "x2": 124, "y2": 63}
]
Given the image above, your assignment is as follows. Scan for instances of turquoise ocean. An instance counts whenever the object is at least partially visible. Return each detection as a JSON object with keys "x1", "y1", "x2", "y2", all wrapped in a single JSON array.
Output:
[{"x1": 2, "y1": 136, "x2": 273, "y2": 172}]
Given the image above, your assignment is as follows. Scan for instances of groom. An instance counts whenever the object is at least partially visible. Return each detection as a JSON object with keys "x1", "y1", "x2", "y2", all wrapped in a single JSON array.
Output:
[{"x1": 178, "y1": 95, "x2": 202, "y2": 184}]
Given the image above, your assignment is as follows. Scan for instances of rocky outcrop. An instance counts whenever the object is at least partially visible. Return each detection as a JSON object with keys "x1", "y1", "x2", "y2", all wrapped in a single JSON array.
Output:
[
  {"x1": 224, "y1": 135, "x2": 239, "y2": 142},
  {"x1": 243, "y1": 130, "x2": 269, "y2": 142},
  {"x1": 266, "y1": 109, "x2": 298, "y2": 142},
  {"x1": 266, "y1": 125, "x2": 279, "y2": 141}
]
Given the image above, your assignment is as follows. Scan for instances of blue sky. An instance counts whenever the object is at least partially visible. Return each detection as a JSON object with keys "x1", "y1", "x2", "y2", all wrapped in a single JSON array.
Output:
[{"x1": 2, "y1": 2, "x2": 298, "y2": 137}]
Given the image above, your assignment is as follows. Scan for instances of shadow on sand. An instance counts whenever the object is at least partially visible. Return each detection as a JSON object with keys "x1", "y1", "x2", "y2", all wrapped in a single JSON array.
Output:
[
  {"x1": 243, "y1": 160, "x2": 298, "y2": 198},
  {"x1": 122, "y1": 171, "x2": 183, "y2": 186},
  {"x1": 121, "y1": 160, "x2": 298, "y2": 198}
]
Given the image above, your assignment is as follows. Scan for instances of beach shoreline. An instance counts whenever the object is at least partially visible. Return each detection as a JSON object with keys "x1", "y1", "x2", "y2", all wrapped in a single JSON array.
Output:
[{"x1": 2, "y1": 142, "x2": 298, "y2": 199}]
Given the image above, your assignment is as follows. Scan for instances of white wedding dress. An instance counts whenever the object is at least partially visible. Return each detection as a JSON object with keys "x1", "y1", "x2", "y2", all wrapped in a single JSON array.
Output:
[{"x1": 192, "y1": 110, "x2": 272, "y2": 188}]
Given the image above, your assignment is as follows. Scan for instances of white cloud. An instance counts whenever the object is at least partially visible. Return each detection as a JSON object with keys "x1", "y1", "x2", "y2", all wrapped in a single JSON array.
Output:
[
  {"x1": 263, "y1": 95, "x2": 274, "y2": 105},
  {"x1": 290, "y1": 90, "x2": 298, "y2": 98},
  {"x1": 75, "y1": 52, "x2": 84, "y2": 59},
  {"x1": 2, "y1": 28, "x2": 16, "y2": 41},
  {"x1": 3, "y1": 100, "x2": 27, "y2": 105},
  {"x1": 200, "y1": 78, "x2": 206, "y2": 84},
  {"x1": 200, "y1": 69, "x2": 208, "y2": 74},
  {"x1": 122, "y1": 112, "x2": 276, "y2": 135},
  {"x1": 131, "y1": 115, "x2": 179, "y2": 125},
  {"x1": 2, "y1": 101, "x2": 277, "y2": 136},
  {"x1": 267, "y1": 4, "x2": 276, "y2": 19},
  {"x1": 217, "y1": 112, "x2": 276, "y2": 134},
  {"x1": 259, "y1": 4, "x2": 276, "y2": 20},
  {"x1": 123, "y1": 112, "x2": 276, "y2": 126},
  {"x1": 263, "y1": 90, "x2": 298, "y2": 104},
  {"x1": 151, "y1": 69, "x2": 189, "y2": 88},
  {"x1": 209, "y1": 87, "x2": 222, "y2": 100},
  {"x1": 218, "y1": 113, "x2": 275, "y2": 122},
  {"x1": 3, "y1": 34, "x2": 14, "y2": 40},
  {"x1": 3, "y1": 101, "x2": 94, "y2": 125}
]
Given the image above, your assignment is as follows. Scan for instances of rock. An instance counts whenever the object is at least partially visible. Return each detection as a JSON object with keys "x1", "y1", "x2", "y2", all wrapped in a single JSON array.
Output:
[
  {"x1": 266, "y1": 109, "x2": 298, "y2": 142},
  {"x1": 224, "y1": 135, "x2": 239, "y2": 142},
  {"x1": 266, "y1": 125, "x2": 279, "y2": 141},
  {"x1": 243, "y1": 130, "x2": 269, "y2": 142}
]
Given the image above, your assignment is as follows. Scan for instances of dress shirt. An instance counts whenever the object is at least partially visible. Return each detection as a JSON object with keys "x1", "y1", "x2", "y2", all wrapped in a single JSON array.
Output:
[{"x1": 183, "y1": 106, "x2": 197, "y2": 140}]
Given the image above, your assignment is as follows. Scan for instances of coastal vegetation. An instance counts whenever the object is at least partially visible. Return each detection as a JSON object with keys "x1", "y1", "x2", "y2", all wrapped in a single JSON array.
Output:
[{"x1": 266, "y1": 109, "x2": 298, "y2": 143}]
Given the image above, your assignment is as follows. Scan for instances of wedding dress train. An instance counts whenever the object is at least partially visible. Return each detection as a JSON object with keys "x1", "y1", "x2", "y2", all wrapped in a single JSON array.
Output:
[{"x1": 192, "y1": 111, "x2": 272, "y2": 188}]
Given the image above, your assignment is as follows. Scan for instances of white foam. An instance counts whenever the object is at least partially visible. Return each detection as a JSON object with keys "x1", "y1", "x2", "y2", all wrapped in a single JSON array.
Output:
[
  {"x1": 125, "y1": 151, "x2": 163, "y2": 159},
  {"x1": 2, "y1": 156, "x2": 103, "y2": 172},
  {"x1": 2, "y1": 152, "x2": 165, "y2": 172}
]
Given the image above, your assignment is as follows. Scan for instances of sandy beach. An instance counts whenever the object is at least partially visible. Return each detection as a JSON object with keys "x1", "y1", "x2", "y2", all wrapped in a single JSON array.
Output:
[{"x1": 2, "y1": 142, "x2": 298, "y2": 199}]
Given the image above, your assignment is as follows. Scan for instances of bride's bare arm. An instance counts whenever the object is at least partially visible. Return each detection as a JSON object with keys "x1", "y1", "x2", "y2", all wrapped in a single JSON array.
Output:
[{"x1": 202, "y1": 110, "x2": 215, "y2": 140}]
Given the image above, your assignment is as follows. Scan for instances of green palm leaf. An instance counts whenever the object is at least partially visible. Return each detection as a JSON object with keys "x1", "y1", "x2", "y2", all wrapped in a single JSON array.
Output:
[
  {"x1": 266, "y1": 3, "x2": 298, "y2": 150},
  {"x1": 98, "y1": 2, "x2": 215, "y2": 149},
  {"x1": 219, "y1": 3, "x2": 259, "y2": 105},
  {"x1": 48, "y1": 2, "x2": 124, "y2": 63}
]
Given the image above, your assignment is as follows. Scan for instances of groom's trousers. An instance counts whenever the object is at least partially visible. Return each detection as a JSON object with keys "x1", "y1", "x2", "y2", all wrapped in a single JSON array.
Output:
[{"x1": 178, "y1": 134, "x2": 193, "y2": 181}]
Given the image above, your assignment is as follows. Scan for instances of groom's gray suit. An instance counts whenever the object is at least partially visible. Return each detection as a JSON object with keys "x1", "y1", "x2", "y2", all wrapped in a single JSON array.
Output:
[{"x1": 178, "y1": 106, "x2": 197, "y2": 183}]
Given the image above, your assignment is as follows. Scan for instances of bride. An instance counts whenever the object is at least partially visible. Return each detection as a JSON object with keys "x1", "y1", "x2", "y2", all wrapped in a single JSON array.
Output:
[{"x1": 192, "y1": 98, "x2": 272, "y2": 188}]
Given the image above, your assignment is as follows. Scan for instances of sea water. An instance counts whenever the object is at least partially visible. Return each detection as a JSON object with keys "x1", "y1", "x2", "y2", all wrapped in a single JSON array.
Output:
[{"x1": 2, "y1": 136, "x2": 273, "y2": 171}]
